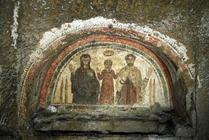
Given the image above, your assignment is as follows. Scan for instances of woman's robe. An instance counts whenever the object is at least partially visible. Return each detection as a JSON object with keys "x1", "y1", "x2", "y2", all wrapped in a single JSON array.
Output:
[
  {"x1": 71, "y1": 67, "x2": 100, "y2": 104},
  {"x1": 97, "y1": 69, "x2": 117, "y2": 104}
]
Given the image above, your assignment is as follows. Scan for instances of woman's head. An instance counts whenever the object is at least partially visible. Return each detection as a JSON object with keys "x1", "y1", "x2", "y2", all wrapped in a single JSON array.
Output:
[{"x1": 80, "y1": 54, "x2": 91, "y2": 68}]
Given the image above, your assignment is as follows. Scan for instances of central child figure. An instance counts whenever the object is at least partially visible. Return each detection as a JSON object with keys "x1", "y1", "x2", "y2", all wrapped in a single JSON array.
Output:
[{"x1": 97, "y1": 59, "x2": 117, "y2": 105}]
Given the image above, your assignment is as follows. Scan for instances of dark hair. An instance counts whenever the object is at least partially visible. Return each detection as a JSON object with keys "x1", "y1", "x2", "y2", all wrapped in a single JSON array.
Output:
[
  {"x1": 80, "y1": 54, "x2": 91, "y2": 68},
  {"x1": 125, "y1": 54, "x2": 136, "y2": 60},
  {"x1": 80, "y1": 54, "x2": 91, "y2": 61}
]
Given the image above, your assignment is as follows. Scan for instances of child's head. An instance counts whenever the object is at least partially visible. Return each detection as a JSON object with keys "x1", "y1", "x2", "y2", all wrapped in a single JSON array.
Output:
[{"x1": 104, "y1": 59, "x2": 112, "y2": 69}]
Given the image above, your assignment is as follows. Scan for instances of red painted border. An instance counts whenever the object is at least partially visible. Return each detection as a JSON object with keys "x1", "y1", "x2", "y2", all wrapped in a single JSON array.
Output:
[{"x1": 39, "y1": 34, "x2": 174, "y2": 109}]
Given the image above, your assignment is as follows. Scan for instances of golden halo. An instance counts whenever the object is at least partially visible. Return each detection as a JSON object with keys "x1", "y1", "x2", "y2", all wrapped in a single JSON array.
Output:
[{"x1": 103, "y1": 50, "x2": 114, "y2": 56}]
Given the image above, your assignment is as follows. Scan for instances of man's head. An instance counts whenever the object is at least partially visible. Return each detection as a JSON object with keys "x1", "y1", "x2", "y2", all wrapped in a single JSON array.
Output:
[
  {"x1": 80, "y1": 54, "x2": 91, "y2": 68},
  {"x1": 125, "y1": 54, "x2": 136, "y2": 66}
]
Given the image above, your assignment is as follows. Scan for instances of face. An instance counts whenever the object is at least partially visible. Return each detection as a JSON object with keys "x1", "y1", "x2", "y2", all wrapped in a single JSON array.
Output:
[
  {"x1": 81, "y1": 57, "x2": 91, "y2": 66},
  {"x1": 126, "y1": 56, "x2": 135, "y2": 66},
  {"x1": 104, "y1": 63, "x2": 112, "y2": 69}
]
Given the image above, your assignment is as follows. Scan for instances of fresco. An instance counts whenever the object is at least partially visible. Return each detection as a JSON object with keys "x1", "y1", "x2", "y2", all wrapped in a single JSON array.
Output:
[{"x1": 50, "y1": 44, "x2": 170, "y2": 108}]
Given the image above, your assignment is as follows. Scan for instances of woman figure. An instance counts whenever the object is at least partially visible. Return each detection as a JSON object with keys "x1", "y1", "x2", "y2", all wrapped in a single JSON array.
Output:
[
  {"x1": 71, "y1": 54, "x2": 100, "y2": 105},
  {"x1": 97, "y1": 59, "x2": 117, "y2": 104}
]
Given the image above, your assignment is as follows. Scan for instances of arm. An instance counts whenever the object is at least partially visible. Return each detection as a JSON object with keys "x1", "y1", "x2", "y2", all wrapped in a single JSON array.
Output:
[
  {"x1": 115, "y1": 68, "x2": 126, "y2": 92},
  {"x1": 97, "y1": 70, "x2": 104, "y2": 80},
  {"x1": 112, "y1": 70, "x2": 118, "y2": 79},
  {"x1": 142, "y1": 77, "x2": 149, "y2": 89},
  {"x1": 142, "y1": 68, "x2": 153, "y2": 89}
]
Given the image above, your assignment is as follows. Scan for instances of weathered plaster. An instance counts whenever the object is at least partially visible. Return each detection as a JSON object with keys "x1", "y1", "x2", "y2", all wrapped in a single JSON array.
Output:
[
  {"x1": 0, "y1": 0, "x2": 209, "y2": 139},
  {"x1": 18, "y1": 17, "x2": 195, "y2": 116},
  {"x1": 11, "y1": 1, "x2": 20, "y2": 50},
  {"x1": 38, "y1": 17, "x2": 189, "y2": 62},
  {"x1": 22, "y1": 17, "x2": 195, "y2": 87}
]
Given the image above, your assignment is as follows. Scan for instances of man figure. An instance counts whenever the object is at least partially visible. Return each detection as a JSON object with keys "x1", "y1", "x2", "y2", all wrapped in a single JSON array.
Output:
[
  {"x1": 116, "y1": 54, "x2": 151, "y2": 105},
  {"x1": 71, "y1": 54, "x2": 100, "y2": 104}
]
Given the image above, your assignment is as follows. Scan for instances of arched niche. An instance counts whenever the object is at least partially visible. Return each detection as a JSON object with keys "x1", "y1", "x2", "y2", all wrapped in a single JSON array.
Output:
[
  {"x1": 18, "y1": 18, "x2": 195, "y2": 134},
  {"x1": 40, "y1": 34, "x2": 173, "y2": 109}
]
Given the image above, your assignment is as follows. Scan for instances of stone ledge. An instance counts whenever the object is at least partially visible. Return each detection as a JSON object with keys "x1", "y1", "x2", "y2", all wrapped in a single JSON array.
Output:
[
  {"x1": 32, "y1": 105, "x2": 173, "y2": 134},
  {"x1": 175, "y1": 124, "x2": 196, "y2": 137},
  {"x1": 34, "y1": 119, "x2": 170, "y2": 134}
]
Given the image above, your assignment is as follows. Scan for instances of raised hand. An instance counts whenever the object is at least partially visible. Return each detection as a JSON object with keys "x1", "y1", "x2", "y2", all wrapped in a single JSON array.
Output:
[
  {"x1": 96, "y1": 67, "x2": 101, "y2": 74},
  {"x1": 146, "y1": 67, "x2": 153, "y2": 79}
]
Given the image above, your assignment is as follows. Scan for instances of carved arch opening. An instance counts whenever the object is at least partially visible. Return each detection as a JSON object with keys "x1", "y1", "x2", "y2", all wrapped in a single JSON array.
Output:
[{"x1": 18, "y1": 18, "x2": 195, "y2": 134}]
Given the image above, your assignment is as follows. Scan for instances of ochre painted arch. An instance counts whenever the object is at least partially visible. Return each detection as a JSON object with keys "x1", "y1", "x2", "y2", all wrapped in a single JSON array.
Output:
[{"x1": 38, "y1": 34, "x2": 174, "y2": 109}]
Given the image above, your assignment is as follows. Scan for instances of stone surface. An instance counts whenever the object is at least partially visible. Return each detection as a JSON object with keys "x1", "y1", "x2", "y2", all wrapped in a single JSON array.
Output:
[
  {"x1": 175, "y1": 125, "x2": 195, "y2": 137},
  {"x1": 0, "y1": 0, "x2": 17, "y2": 128},
  {"x1": 0, "y1": 0, "x2": 209, "y2": 140},
  {"x1": 32, "y1": 106, "x2": 172, "y2": 134}
]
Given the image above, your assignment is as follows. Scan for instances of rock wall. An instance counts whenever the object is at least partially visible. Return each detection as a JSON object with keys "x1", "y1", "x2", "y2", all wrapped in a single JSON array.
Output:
[{"x1": 0, "y1": 0, "x2": 209, "y2": 140}]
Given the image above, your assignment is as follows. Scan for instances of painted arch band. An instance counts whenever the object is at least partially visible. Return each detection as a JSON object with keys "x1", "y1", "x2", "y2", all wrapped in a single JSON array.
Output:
[{"x1": 39, "y1": 34, "x2": 174, "y2": 109}]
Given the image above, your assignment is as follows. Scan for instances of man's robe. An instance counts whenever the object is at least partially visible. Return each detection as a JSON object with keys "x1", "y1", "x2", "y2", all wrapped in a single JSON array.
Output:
[{"x1": 116, "y1": 66, "x2": 142, "y2": 105}]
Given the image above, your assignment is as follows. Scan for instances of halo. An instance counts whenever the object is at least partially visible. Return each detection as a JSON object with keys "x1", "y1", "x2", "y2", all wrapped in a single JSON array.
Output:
[{"x1": 103, "y1": 50, "x2": 114, "y2": 56}]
